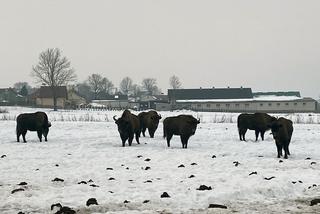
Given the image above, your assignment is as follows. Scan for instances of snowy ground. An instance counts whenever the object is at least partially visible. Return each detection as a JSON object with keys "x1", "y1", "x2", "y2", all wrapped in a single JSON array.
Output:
[{"x1": 0, "y1": 107, "x2": 320, "y2": 213}]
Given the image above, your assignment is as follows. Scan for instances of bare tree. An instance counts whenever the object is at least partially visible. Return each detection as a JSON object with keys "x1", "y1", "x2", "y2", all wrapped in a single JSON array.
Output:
[
  {"x1": 101, "y1": 77, "x2": 114, "y2": 95},
  {"x1": 169, "y1": 75, "x2": 182, "y2": 89},
  {"x1": 88, "y1": 74, "x2": 104, "y2": 99},
  {"x1": 13, "y1": 82, "x2": 32, "y2": 93},
  {"x1": 131, "y1": 84, "x2": 141, "y2": 97},
  {"x1": 119, "y1": 77, "x2": 133, "y2": 95},
  {"x1": 141, "y1": 78, "x2": 160, "y2": 95},
  {"x1": 32, "y1": 48, "x2": 76, "y2": 111}
]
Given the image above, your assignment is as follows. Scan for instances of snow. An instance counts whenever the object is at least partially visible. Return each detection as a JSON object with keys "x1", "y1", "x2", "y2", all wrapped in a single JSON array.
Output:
[{"x1": 0, "y1": 107, "x2": 320, "y2": 213}]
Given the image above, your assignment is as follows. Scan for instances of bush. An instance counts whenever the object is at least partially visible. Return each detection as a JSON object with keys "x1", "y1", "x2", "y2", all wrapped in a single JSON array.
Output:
[{"x1": 0, "y1": 108, "x2": 8, "y2": 113}]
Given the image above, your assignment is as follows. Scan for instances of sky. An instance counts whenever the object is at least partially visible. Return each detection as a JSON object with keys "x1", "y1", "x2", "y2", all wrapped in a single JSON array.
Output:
[{"x1": 0, "y1": 0, "x2": 320, "y2": 98}]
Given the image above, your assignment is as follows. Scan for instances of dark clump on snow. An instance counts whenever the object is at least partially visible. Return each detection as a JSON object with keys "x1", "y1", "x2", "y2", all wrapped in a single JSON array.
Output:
[
  {"x1": 310, "y1": 162, "x2": 316, "y2": 165},
  {"x1": 90, "y1": 184, "x2": 99, "y2": 187},
  {"x1": 137, "y1": 155, "x2": 143, "y2": 158},
  {"x1": 51, "y1": 203, "x2": 62, "y2": 210},
  {"x1": 55, "y1": 206, "x2": 76, "y2": 214},
  {"x1": 1, "y1": 155, "x2": 6, "y2": 158},
  {"x1": 86, "y1": 198, "x2": 98, "y2": 206},
  {"x1": 55, "y1": 164, "x2": 59, "y2": 167},
  {"x1": 88, "y1": 179, "x2": 94, "y2": 183},
  {"x1": 52, "y1": 178, "x2": 64, "y2": 182},
  {"x1": 279, "y1": 160, "x2": 283, "y2": 163},
  {"x1": 144, "y1": 158, "x2": 151, "y2": 161},
  {"x1": 11, "y1": 188, "x2": 24, "y2": 194},
  {"x1": 108, "y1": 177, "x2": 115, "y2": 180},
  {"x1": 212, "y1": 155, "x2": 216, "y2": 158},
  {"x1": 310, "y1": 199, "x2": 320, "y2": 206},
  {"x1": 123, "y1": 200, "x2": 130, "y2": 203},
  {"x1": 197, "y1": 185, "x2": 212, "y2": 191},
  {"x1": 249, "y1": 171, "x2": 257, "y2": 176},
  {"x1": 308, "y1": 184, "x2": 317, "y2": 189},
  {"x1": 208, "y1": 204, "x2": 227, "y2": 209},
  {"x1": 264, "y1": 176, "x2": 275, "y2": 180},
  {"x1": 126, "y1": 167, "x2": 129, "y2": 170},
  {"x1": 189, "y1": 175, "x2": 195, "y2": 178},
  {"x1": 178, "y1": 164, "x2": 185, "y2": 168},
  {"x1": 106, "y1": 167, "x2": 113, "y2": 170},
  {"x1": 161, "y1": 192, "x2": 170, "y2": 198},
  {"x1": 17, "y1": 212, "x2": 25, "y2": 214},
  {"x1": 144, "y1": 166, "x2": 151, "y2": 170},
  {"x1": 78, "y1": 181, "x2": 87, "y2": 185},
  {"x1": 18, "y1": 182, "x2": 28, "y2": 186},
  {"x1": 305, "y1": 157, "x2": 311, "y2": 160},
  {"x1": 144, "y1": 180, "x2": 152, "y2": 183},
  {"x1": 143, "y1": 200, "x2": 150, "y2": 203},
  {"x1": 191, "y1": 163, "x2": 197, "y2": 166},
  {"x1": 233, "y1": 161, "x2": 240, "y2": 167}
]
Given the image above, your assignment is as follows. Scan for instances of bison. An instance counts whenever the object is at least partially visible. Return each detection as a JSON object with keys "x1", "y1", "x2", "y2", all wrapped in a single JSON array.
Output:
[
  {"x1": 138, "y1": 110, "x2": 161, "y2": 138},
  {"x1": 113, "y1": 109, "x2": 141, "y2": 147},
  {"x1": 269, "y1": 117, "x2": 293, "y2": 159},
  {"x1": 16, "y1": 112, "x2": 51, "y2": 143},
  {"x1": 237, "y1": 113, "x2": 276, "y2": 141},
  {"x1": 163, "y1": 115, "x2": 200, "y2": 148}
]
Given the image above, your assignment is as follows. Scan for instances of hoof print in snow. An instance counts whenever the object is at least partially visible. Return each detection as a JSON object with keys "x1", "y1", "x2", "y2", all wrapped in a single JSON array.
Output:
[
  {"x1": 1, "y1": 155, "x2": 6, "y2": 158},
  {"x1": 55, "y1": 206, "x2": 76, "y2": 214},
  {"x1": 144, "y1": 180, "x2": 152, "y2": 183},
  {"x1": 106, "y1": 168, "x2": 113, "y2": 170},
  {"x1": 208, "y1": 204, "x2": 227, "y2": 209},
  {"x1": 86, "y1": 198, "x2": 98, "y2": 206},
  {"x1": 143, "y1": 200, "x2": 150, "y2": 203},
  {"x1": 233, "y1": 161, "x2": 240, "y2": 167},
  {"x1": 144, "y1": 166, "x2": 151, "y2": 170},
  {"x1": 137, "y1": 155, "x2": 143, "y2": 158},
  {"x1": 55, "y1": 164, "x2": 59, "y2": 167},
  {"x1": 52, "y1": 178, "x2": 64, "y2": 182},
  {"x1": 108, "y1": 177, "x2": 115, "y2": 180},
  {"x1": 78, "y1": 181, "x2": 87, "y2": 185},
  {"x1": 191, "y1": 163, "x2": 197, "y2": 166},
  {"x1": 279, "y1": 160, "x2": 283, "y2": 163},
  {"x1": 249, "y1": 172, "x2": 257, "y2": 176},
  {"x1": 144, "y1": 158, "x2": 151, "y2": 162},
  {"x1": 305, "y1": 157, "x2": 311, "y2": 160},
  {"x1": 18, "y1": 182, "x2": 28, "y2": 186},
  {"x1": 264, "y1": 176, "x2": 275, "y2": 180},
  {"x1": 197, "y1": 185, "x2": 212, "y2": 191},
  {"x1": 310, "y1": 162, "x2": 317, "y2": 165},
  {"x1": 310, "y1": 199, "x2": 320, "y2": 206},
  {"x1": 189, "y1": 175, "x2": 195, "y2": 178},
  {"x1": 160, "y1": 192, "x2": 170, "y2": 198},
  {"x1": 90, "y1": 184, "x2": 99, "y2": 188},
  {"x1": 123, "y1": 200, "x2": 130, "y2": 203},
  {"x1": 178, "y1": 164, "x2": 185, "y2": 168},
  {"x1": 11, "y1": 188, "x2": 24, "y2": 194},
  {"x1": 212, "y1": 155, "x2": 216, "y2": 159},
  {"x1": 51, "y1": 203, "x2": 62, "y2": 210}
]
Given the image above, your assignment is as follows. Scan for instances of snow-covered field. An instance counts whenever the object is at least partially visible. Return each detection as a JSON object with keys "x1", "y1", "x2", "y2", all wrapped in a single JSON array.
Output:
[{"x1": 0, "y1": 107, "x2": 319, "y2": 213}]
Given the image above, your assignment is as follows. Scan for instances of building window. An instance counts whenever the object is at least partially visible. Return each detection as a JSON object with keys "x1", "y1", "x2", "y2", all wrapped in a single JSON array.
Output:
[
  {"x1": 294, "y1": 103, "x2": 297, "y2": 106},
  {"x1": 303, "y1": 103, "x2": 306, "y2": 106},
  {"x1": 268, "y1": 103, "x2": 272, "y2": 106},
  {"x1": 245, "y1": 103, "x2": 250, "y2": 107},
  {"x1": 277, "y1": 103, "x2": 280, "y2": 106},
  {"x1": 226, "y1": 104, "x2": 230, "y2": 107},
  {"x1": 260, "y1": 103, "x2": 263, "y2": 106},
  {"x1": 216, "y1": 104, "x2": 220, "y2": 107},
  {"x1": 206, "y1": 104, "x2": 211, "y2": 107},
  {"x1": 235, "y1": 103, "x2": 240, "y2": 107},
  {"x1": 285, "y1": 103, "x2": 289, "y2": 106},
  {"x1": 197, "y1": 104, "x2": 201, "y2": 107}
]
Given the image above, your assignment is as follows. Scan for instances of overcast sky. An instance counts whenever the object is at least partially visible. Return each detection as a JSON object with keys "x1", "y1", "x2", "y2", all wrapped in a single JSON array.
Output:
[{"x1": 0, "y1": 0, "x2": 320, "y2": 97}]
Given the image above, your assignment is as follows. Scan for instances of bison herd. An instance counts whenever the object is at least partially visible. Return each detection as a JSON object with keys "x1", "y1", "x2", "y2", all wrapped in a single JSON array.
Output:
[{"x1": 15, "y1": 110, "x2": 294, "y2": 159}]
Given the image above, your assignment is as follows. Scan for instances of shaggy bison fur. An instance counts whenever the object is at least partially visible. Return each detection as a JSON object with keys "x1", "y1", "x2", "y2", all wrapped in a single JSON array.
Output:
[{"x1": 138, "y1": 110, "x2": 161, "y2": 138}]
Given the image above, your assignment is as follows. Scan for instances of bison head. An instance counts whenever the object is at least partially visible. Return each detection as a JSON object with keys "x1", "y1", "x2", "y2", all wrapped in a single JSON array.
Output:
[
  {"x1": 114, "y1": 117, "x2": 131, "y2": 136},
  {"x1": 268, "y1": 121, "x2": 283, "y2": 139}
]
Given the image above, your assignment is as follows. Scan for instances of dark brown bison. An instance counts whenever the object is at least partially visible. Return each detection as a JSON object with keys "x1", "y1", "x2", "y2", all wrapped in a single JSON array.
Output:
[
  {"x1": 163, "y1": 115, "x2": 200, "y2": 148},
  {"x1": 16, "y1": 112, "x2": 51, "y2": 143},
  {"x1": 138, "y1": 110, "x2": 161, "y2": 138},
  {"x1": 268, "y1": 117, "x2": 293, "y2": 159},
  {"x1": 113, "y1": 109, "x2": 141, "y2": 147},
  {"x1": 237, "y1": 113, "x2": 276, "y2": 141}
]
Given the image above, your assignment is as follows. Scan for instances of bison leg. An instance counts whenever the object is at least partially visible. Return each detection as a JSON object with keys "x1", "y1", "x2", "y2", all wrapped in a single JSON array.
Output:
[
  {"x1": 166, "y1": 133, "x2": 173, "y2": 147},
  {"x1": 17, "y1": 131, "x2": 21, "y2": 142},
  {"x1": 255, "y1": 130, "x2": 259, "y2": 141},
  {"x1": 37, "y1": 131, "x2": 42, "y2": 142},
  {"x1": 128, "y1": 135, "x2": 134, "y2": 146},
  {"x1": 22, "y1": 130, "x2": 27, "y2": 143},
  {"x1": 135, "y1": 132, "x2": 140, "y2": 144},
  {"x1": 148, "y1": 128, "x2": 155, "y2": 138},
  {"x1": 180, "y1": 135, "x2": 190, "y2": 149},
  {"x1": 284, "y1": 143, "x2": 289, "y2": 159},
  {"x1": 260, "y1": 131, "x2": 265, "y2": 141},
  {"x1": 276, "y1": 143, "x2": 282, "y2": 158},
  {"x1": 142, "y1": 127, "x2": 146, "y2": 137},
  {"x1": 239, "y1": 129, "x2": 247, "y2": 141},
  {"x1": 120, "y1": 135, "x2": 127, "y2": 147}
]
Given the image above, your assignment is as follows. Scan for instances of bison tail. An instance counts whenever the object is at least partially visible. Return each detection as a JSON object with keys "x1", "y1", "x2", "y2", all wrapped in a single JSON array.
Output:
[{"x1": 163, "y1": 126, "x2": 166, "y2": 139}]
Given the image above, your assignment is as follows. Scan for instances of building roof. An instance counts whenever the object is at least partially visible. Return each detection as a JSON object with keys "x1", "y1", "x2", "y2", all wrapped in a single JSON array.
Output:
[
  {"x1": 92, "y1": 94, "x2": 128, "y2": 101},
  {"x1": 253, "y1": 91, "x2": 301, "y2": 97},
  {"x1": 37, "y1": 86, "x2": 68, "y2": 98},
  {"x1": 168, "y1": 88, "x2": 253, "y2": 100}
]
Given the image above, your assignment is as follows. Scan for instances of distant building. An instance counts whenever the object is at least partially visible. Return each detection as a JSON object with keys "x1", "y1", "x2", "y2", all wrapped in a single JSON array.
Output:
[
  {"x1": 33, "y1": 86, "x2": 68, "y2": 108},
  {"x1": 91, "y1": 94, "x2": 131, "y2": 110},
  {"x1": 0, "y1": 88, "x2": 26, "y2": 106},
  {"x1": 138, "y1": 94, "x2": 169, "y2": 111},
  {"x1": 168, "y1": 88, "x2": 318, "y2": 113}
]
